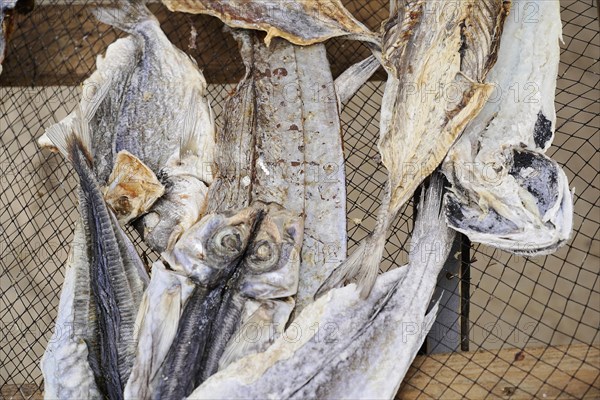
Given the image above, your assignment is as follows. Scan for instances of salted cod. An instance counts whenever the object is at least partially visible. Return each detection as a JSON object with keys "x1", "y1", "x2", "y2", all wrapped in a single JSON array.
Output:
[
  {"x1": 188, "y1": 174, "x2": 454, "y2": 400},
  {"x1": 318, "y1": 0, "x2": 511, "y2": 298},
  {"x1": 42, "y1": 113, "x2": 149, "y2": 400},
  {"x1": 442, "y1": 0, "x2": 573, "y2": 254},
  {"x1": 147, "y1": 31, "x2": 309, "y2": 398},
  {"x1": 38, "y1": 0, "x2": 215, "y2": 252}
]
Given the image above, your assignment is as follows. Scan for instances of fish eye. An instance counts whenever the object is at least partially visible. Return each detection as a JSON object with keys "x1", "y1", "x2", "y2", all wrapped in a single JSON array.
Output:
[
  {"x1": 246, "y1": 239, "x2": 280, "y2": 273},
  {"x1": 209, "y1": 226, "x2": 244, "y2": 264}
]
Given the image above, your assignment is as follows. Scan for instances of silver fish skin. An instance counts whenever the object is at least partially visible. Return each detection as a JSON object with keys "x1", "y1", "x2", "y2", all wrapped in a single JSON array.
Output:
[
  {"x1": 45, "y1": 120, "x2": 149, "y2": 400},
  {"x1": 202, "y1": 203, "x2": 303, "y2": 377},
  {"x1": 41, "y1": 219, "x2": 102, "y2": 400},
  {"x1": 37, "y1": 2, "x2": 215, "y2": 179},
  {"x1": 153, "y1": 206, "x2": 264, "y2": 400},
  {"x1": 442, "y1": 0, "x2": 573, "y2": 255},
  {"x1": 187, "y1": 175, "x2": 455, "y2": 400}
]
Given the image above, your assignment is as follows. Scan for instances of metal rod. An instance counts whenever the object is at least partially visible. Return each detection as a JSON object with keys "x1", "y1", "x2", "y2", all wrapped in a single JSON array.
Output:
[{"x1": 460, "y1": 233, "x2": 471, "y2": 352}]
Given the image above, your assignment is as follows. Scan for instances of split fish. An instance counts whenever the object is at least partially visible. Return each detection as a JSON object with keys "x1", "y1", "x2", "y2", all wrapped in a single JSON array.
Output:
[
  {"x1": 151, "y1": 205, "x2": 264, "y2": 400},
  {"x1": 318, "y1": 0, "x2": 510, "y2": 298},
  {"x1": 188, "y1": 174, "x2": 455, "y2": 400},
  {"x1": 41, "y1": 220, "x2": 102, "y2": 400},
  {"x1": 124, "y1": 261, "x2": 195, "y2": 400},
  {"x1": 44, "y1": 112, "x2": 149, "y2": 400},
  {"x1": 39, "y1": 0, "x2": 215, "y2": 250},
  {"x1": 161, "y1": 0, "x2": 378, "y2": 46},
  {"x1": 442, "y1": 0, "x2": 573, "y2": 254}
]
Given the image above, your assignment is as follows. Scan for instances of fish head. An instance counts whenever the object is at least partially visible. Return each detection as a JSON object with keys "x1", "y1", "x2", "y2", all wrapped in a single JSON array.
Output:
[
  {"x1": 240, "y1": 203, "x2": 303, "y2": 299},
  {"x1": 162, "y1": 205, "x2": 263, "y2": 287},
  {"x1": 103, "y1": 150, "x2": 165, "y2": 225}
]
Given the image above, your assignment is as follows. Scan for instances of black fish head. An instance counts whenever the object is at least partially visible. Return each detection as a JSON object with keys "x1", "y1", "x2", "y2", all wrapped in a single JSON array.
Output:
[{"x1": 162, "y1": 206, "x2": 263, "y2": 287}]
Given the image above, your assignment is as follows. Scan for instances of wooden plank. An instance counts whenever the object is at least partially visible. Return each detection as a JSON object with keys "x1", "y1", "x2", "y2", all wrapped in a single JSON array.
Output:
[
  {"x1": 0, "y1": 1, "x2": 387, "y2": 86},
  {"x1": 398, "y1": 344, "x2": 600, "y2": 399},
  {"x1": 3, "y1": 344, "x2": 597, "y2": 399}
]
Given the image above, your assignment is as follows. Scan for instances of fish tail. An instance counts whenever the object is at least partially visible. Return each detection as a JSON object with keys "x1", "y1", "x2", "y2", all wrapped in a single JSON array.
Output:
[
  {"x1": 93, "y1": 0, "x2": 157, "y2": 34},
  {"x1": 316, "y1": 184, "x2": 393, "y2": 299}
]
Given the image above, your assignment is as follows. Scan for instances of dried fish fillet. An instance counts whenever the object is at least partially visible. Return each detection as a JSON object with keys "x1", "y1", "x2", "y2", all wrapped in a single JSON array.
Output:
[
  {"x1": 443, "y1": 0, "x2": 573, "y2": 254},
  {"x1": 188, "y1": 175, "x2": 455, "y2": 400},
  {"x1": 45, "y1": 116, "x2": 149, "y2": 400},
  {"x1": 318, "y1": 0, "x2": 509, "y2": 298},
  {"x1": 124, "y1": 261, "x2": 195, "y2": 400},
  {"x1": 41, "y1": 220, "x2": 102, "y2": 400},
  {"x1": 162, "y1": 0, "x2": 378, "y2": 46}
]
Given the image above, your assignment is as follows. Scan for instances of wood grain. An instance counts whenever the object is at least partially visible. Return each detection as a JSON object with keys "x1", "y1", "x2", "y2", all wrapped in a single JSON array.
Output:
[
  {"x1": 0, "y1": 1, "x2": 386, "y2": 86},
  {"x1": 2, "y1": 344, "x2": 597, "y2": 399},
  {"x1": 397, "y1": 343, "x2": 600, "y2": 399}
]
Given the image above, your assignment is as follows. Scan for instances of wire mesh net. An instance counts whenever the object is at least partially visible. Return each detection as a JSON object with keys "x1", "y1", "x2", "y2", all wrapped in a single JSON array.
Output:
[{"x1": 0, "y1": 0, "x2": 598, "y2": 399}]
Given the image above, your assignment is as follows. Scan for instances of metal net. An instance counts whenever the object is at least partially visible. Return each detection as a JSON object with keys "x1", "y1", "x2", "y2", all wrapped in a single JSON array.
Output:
[{"x1": 0, "y1": 1, "x2": 598, "y2": 398}]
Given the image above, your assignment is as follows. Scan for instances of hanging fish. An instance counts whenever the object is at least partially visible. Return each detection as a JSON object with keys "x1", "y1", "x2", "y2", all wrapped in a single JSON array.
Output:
[
  {"x1": 161, "y1": 0, "x2": 378, "y2": 46},
  {"x1": 187, "y1": 174, "x2": 455, "y2": 400},
  {"x1": 318, "y1": 0, "x2": 510, "y2": 298},
  {"x1": 41, "y1": 220, "x2": 102, "y2": 400},
  {"x1": 38, "y1": 0, "x2": 215, "y2": 251},
  {"x1": 124, "y1": 261, "x2": 195, "y2": 400},
  {"x1": 44, "y1": 112, "x2": 149, "y2": 400},
  {"x1": 442, "y1": 0, "x2": 573, "y2": 254}
]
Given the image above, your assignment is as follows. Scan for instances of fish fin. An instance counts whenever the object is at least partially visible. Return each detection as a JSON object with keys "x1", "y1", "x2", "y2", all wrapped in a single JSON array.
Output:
[
  {"x1": 179, "y1": 91, "x2": 201, "y2": 158},
  {"x1": 316, "y1": 183, "x2": 394, "y2": 299},
  {"x1": 93, "y1": 0, "x2": 156, "y2": 34},
  {"x1": 334, "y1": 55, "x2": 381, "y2": 106},
  {"x1": 45, "y1": 108, "x2": 93, "y2": 166},
  {"x1": 315, "y1": 228, "x2": 387, "y2": 300}
]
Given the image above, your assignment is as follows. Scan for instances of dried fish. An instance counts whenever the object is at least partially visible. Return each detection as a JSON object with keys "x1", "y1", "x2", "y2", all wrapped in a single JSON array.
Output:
[
  {"x1": 41, "y1": 220, "x2": 102, "y2": 400},
  {"x1": 162, "y1": 0, "x2": 378, "y2": 46},
  {"x1": 124, "y1": 261, "x2": 195, "y2": 400},
  {"x1": 103, "y1": 150, "x2": 165, "y2": 224},
  {"x1": 45, "y1": 116, "x2": 149, "y2": 400},
  {"x1": 188, "y1": 175, "x2": 455, "y2": 400},
  {"x1": 38, "y1": 0, "x2": 214, "y2": 251},
  {"x1": 443, "y1": 0, "x2": 573, "y2": 254},
  {"x1": 334, "y1": 54, "x2": 381, "y2": 107},
  {"x1": 318, "y1": 0, "x2": 510, "y2": 298},
  {"x1": 153, "y1": 206, "x2": 264, "y2": 400}
]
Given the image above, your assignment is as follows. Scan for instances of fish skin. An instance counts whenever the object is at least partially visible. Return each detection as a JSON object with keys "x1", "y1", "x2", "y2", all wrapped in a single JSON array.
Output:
[
  {"x1": 334, "y1": 54, "x2": 381, "y2": 107},
  {"x1": 124, "y1": 261, "x2": 195, "y2": 400},
  {"x1": 318, "y1": 0, "x2": 509, "y2": 298},
  {"x1": 38, "y1": 0, "x2": 215, "y2": 252},
  {"x1": 41, "y1": 219, "x2": 102, "y2": 400},
  {"x1": 442, "y1": 0, "x2": 573, "y2": 255},
  {"x1": 161, "y1": 0, "x2": 378, "y2": 46},
  {"x1": 154, "y1": 206, "x2": 265, "y2": 399},
  {"x1": 44, "y1": 116, "x2": 149, "y2": 399},
  {"x1": 187, "y1": 175, "x2": 455, "y2": 400},
  {"x1": 202, "y1": 203, "x2": 303, "y2": 377}
]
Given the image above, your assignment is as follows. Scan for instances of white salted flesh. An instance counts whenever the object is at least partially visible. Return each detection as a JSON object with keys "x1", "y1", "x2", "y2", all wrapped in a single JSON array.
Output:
[
  {"x1": 41, "y1": 222, "x2": 101, "y2": 400},
  {"x1": 124, "y1": 261, "x2": 195, "y2": 400}
]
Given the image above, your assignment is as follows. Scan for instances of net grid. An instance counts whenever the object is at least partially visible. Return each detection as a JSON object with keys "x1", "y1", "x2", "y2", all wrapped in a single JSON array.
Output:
[{"x1": 0, "y1": 0, "x2": 598, "y2": 399}]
